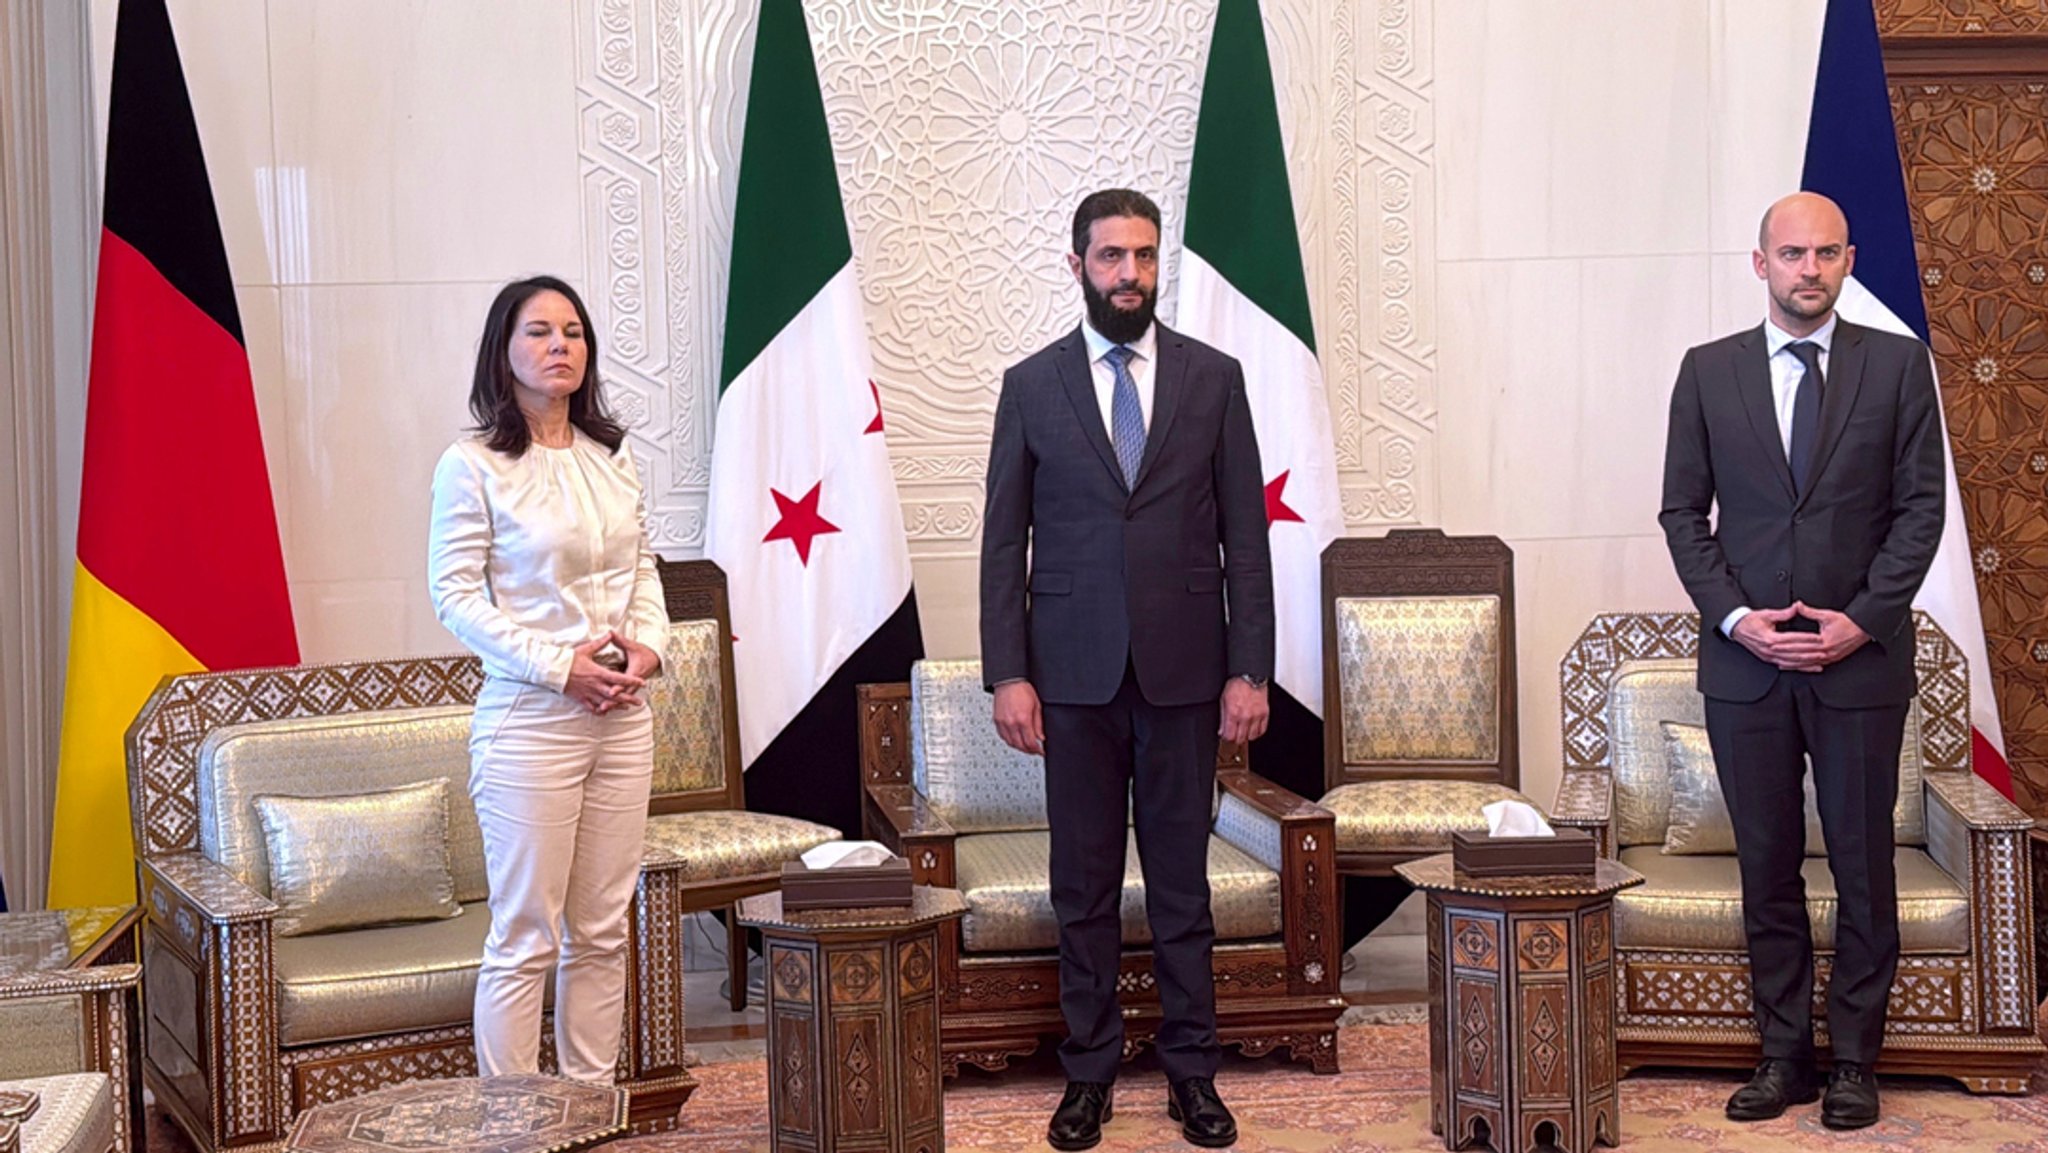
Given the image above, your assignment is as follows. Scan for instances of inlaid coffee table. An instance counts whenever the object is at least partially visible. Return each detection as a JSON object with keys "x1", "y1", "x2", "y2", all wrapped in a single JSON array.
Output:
[{"x1": 285, "y1": 1074, "x2": 627, "y2": 1153}]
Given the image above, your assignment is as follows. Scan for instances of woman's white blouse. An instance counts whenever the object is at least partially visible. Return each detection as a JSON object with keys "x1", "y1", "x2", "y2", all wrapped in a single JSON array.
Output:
[{"x1": 428, "y1": 431, "x2": 668, "y2": 689}]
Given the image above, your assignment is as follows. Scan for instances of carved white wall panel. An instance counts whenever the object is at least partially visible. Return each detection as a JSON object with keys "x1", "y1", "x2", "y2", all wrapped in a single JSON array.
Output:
[{"x1": 574, "y1": 0, "x2": 1437, "y2": 559}]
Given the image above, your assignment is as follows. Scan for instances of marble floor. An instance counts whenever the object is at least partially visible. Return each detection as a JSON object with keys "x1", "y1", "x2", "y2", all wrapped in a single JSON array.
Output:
[{"x1": 681, "y1": 894, "x2": 1430, "y2": 1064}]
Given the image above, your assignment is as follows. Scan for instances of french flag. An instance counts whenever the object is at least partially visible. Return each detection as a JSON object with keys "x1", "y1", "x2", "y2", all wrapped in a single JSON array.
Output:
[{"x1": 1801, "y1": 0, "x2": 2012, "y2": 796}]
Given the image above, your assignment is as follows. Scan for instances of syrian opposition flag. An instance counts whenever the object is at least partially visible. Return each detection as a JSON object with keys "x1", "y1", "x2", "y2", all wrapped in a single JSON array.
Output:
[
  {"x1": 50, "y1": 0, "x2": 299, "y2": 906},
  {"x1": 1177, "y1": 0, "x2": 1345, "y2": 800},
  {"x1": 705, "y1": 0, "x2": 921, "y2": 837},
  {"x1": 1794, "y1": 0, "x2": 2011, "y2": 796}
]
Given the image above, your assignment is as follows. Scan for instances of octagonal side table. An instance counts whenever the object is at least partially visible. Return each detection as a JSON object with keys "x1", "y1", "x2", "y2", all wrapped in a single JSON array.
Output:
[
  {"x1": 1395, "y1": 854, "x2": 1643, "y2": 1153},
  {"x1": 738, "y1": 886, "x2": 966, "y2": 1153},
  {"x1": 284, "y1": 1073, "x2": 626, "y2": 1153}
]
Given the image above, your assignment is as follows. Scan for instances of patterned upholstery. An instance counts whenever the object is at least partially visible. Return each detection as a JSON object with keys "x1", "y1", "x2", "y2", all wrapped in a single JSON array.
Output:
[
  {"x1": 0, "y1": 999, "x2": 84, "y2": 1082},
  {"x1": 642, "y1": 811, "x2": 839, "y2": 883},
  {"x1": 1610, "y1": 663, "x2": 1928, "y2": 850},
  {"x1": 1612, "y1": 846, "x2": 1969, "y2": 954},
  {"x1": 272, "y1": 902, "x2": 552, "y2": 1046},
  {"x1": 953, "y1": 830, "x2": 1282, "y2": 953},
  {"x1": 1607, "y1": 660, "x2": 1705, "y2": 848},
  {"x1": 2, "y1": 1074, "x2": 111, "y2": 1153},
  {"x1": 1334, "y1": 595, "x2": 1501, "y2": 763},
  {"x1": 1321, "y1": 779, "x2": 1536, "y2": 854},
  {"x1": 198, "y1": 706, "x2": 487, "y2": 903},
  {"x1": 649, "y1": 619, "x2": 727, "y2": 796},
  {"x1": 911, "y1": 659, "x2": 1048, "y2": 833}
]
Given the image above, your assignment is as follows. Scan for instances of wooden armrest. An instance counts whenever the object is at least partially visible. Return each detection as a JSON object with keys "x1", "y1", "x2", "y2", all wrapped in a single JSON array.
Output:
[
  {"x1": 1550, "y1": 769, "x2": 1612, "y2": 826},
  {"x1": 1924, "y1": 770, "x2": 2034, "y2": 832},
  {"x1": 640, "y1": 842, "x2": 688, "y2": 874},
  {"x1": 1217, "y1": 768, "x2": 1329, "y2": 824},
  {"x1": 0, "y1": 963, "x2": 140, "y2": 1003},
  {"x1": 863, "y1": 783, "x2": 957, "y2": 844},
  {"x1": 143, "y1": 853, "x2": 276, "y2": 924}
]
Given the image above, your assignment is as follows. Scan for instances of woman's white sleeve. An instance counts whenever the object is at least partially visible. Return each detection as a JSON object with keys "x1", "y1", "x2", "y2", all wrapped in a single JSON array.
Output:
[{"x1": 427, "y1": 448, "x2": 576, "y2": 690}]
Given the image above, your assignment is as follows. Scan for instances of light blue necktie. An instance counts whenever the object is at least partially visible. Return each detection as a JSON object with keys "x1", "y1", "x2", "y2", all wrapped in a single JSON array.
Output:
[{"x1": 1104, "y1": 345, "x2": 1144, "y2": 487}]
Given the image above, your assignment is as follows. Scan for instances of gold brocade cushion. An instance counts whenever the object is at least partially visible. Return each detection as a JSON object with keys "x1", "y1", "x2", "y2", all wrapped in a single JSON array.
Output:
[
  {"x1": 1334, "y1": 595, "x2": 1501, "y2": 763},
  {"x1": 254, "y1": 780, "x2": 464, "y2": 938},
  {"x1": 911, "y1": 659, "x2": 1049, "y2": 834},
  {"x1": 642, "y1": 810, "x2": 839, "y2": 882},
  {"x1": 649, "y1": 619, "x2": 728, "y2": 796},
  {"x1": 1321, "y1": 779, "x2": 1536, "y2": 854},
  {"x1": 199, "y1": 705, "x2": 488, "y2": 902},
  {"x1": 953, "y1": 830, "x2": 1281, "y2": 953},
  {"x1": 1606, "y1": 661, "x2": 1928, "y2": 848},
  {"x1": 1612, "y1": 846, "x2": 1968, "y2": 954},
  {"x1": 1660, "y1": 719, "x2": 1926, "y2": 856},
  {"x1": 271, "y1": 901, "x2": 551, "y2": 1045}
]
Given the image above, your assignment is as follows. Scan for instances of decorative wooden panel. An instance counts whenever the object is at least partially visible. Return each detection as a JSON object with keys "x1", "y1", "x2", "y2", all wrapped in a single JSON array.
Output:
[{"x1": 1881, "y1": 8, "x2": 2048, "y2": 817}]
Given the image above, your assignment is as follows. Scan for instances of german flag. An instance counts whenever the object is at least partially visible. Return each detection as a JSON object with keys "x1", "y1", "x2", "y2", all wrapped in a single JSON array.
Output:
[{"x1": 49, "y1": 0, "x2": 297, "y2": 908}]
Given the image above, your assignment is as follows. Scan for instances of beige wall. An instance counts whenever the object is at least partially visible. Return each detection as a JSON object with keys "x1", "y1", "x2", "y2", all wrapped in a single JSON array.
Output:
[{"x1": 52, "y1": 0, "x2": 1829, "y2": 828}]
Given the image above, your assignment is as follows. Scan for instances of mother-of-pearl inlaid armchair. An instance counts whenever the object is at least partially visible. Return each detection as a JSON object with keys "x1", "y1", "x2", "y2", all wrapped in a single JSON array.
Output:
[
  {"x1": 857, "y1": 659, "x2": 1346, "y2": 1075},
  {"x1": 1553, "y1": 610, "x2": 2044, "y2": 1093},
  {"x1": 1316, "y1": 533, "x2": 1539, "y2": 890},
  {"x1": 127, "y1": 653, "x2": 696, "y2": 1153},
  {"x1": 641, "y1": 559, "x2": 842, "y2": 1011}
]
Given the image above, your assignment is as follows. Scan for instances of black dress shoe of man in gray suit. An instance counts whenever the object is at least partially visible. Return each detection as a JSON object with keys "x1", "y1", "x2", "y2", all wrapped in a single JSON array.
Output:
[
  {"x1": 982, "y1": 188, "x2": 1272, "y2": 1151},
  {"x1": 1663, "y1": 192, "x2": 1945, "y2": 1131}
]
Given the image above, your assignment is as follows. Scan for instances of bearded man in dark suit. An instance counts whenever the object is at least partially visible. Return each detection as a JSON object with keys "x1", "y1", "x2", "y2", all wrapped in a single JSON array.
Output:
[
  {"x1": 1660, "y1": 191, "x2": 1945, "y2": 1131},
  {"x1": 981, "y1": 188, "x2": 1274, "y2": 1150}
]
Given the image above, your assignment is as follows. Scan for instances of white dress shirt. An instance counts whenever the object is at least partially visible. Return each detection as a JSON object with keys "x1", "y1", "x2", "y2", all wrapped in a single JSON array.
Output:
[
  {"x1": 1721, "y1": 312, "x2": 1838, "y2": 637},
  {"x1": 1081, "y1": 319, "x2": 1156, "y2": 439},
  {"x1": 429, "y1": 431, "x2": 669, "y2": 689}
]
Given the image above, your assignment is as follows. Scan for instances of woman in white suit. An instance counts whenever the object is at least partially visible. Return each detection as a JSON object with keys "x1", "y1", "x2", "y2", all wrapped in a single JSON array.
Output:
[{"x1": 428, "y1": 275, "x2": 668, "y2": 1082}]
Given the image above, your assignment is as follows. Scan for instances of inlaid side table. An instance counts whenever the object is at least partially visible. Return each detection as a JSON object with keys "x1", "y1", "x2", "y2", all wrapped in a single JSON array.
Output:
[
  {"x1": 1395, "y1": 854, "x2": 1643, "y2": 1153},
  {"x1": 737, "y1": 886, "x2": 966, "y2": 1153},
  {"x1": 285, "y1": 1074, "x2": 626, "y2": 1153}
]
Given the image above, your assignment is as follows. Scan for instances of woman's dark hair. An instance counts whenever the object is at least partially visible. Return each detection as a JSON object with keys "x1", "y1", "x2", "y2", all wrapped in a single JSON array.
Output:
[
  {"x1": 468, "y1": 275, "x2": 626, "y2": 456},
  {"x1": 1072, "y1": 188, "x2": 1161, "y2": 256}
]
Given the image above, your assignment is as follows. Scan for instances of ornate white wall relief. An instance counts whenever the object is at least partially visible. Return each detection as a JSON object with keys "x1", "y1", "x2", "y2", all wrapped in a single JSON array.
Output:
[{"x1": 575, "y1": 0, "x2": 1437, "y2": 559}]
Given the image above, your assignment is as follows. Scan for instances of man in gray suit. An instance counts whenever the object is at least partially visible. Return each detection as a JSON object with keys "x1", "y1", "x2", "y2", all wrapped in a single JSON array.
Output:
[
  {"x1": 1660, "y1": 191, "x2": 1946, "y2": 1131},
  {"x1": 981, "y1": 188, "x2": 1274, "y2": 1150}
]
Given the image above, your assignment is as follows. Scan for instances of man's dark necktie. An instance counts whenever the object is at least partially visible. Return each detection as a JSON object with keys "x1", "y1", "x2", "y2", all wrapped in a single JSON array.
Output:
[{"x1": 1787, "y1": 340, "x2": 1825, "y2": 495}]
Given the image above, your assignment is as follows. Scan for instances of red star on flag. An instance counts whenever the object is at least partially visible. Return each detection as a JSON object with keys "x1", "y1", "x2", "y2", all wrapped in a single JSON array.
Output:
[
  {"x1": 1264, "y1": 470, "x2": 1305, "y2": 527},
  {"x1": 865, "y1": 380, "x2": 885, "y2": 434},
  {"x1": 762, "y1": 481, "x2": 841, "y2": 566}
]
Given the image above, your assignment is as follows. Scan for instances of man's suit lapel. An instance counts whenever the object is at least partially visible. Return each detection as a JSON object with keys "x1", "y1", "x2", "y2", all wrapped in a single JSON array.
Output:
[
  {"x1": 1131, "y1": 325, "x2": 1187, "y2": 494},
  {"x1": 1054, "y1": 328, "x2": 1128, "y2": 491},
  {"x1": 1799, "y1": 320, "x2": 1868, "y2": 509},
  {"x1": 1735, "y1": 325, "x2": 1796, "y2": 500}
]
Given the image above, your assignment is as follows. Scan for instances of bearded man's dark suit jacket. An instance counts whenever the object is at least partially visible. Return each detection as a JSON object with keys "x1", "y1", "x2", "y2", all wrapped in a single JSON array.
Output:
[
  {"x1": 1660, "y1": 316, "x2": 1945, "y2": 1066},
  {"x1": 980, "y1": 321, "x2": 1273, "y2": 1084}
]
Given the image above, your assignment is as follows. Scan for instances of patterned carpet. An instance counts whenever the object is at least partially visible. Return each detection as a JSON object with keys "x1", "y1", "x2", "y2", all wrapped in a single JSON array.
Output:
[{"x1": 617, "y1": 1020, "x2": 2048, "y2": 1153}]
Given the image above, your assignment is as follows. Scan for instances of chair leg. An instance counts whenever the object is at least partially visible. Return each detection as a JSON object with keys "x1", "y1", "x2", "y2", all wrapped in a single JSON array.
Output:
[{"x1": 727, "y1": 906, "x2": 748, "y2": 1011}]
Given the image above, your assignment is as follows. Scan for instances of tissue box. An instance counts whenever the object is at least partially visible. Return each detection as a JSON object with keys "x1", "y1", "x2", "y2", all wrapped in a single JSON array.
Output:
[
  {"x1": 1450, "y1": 828, "x2": 1596, "y2": 878},
  {"x1": 780, "y1": 857, "x2": 913, "y2": 911}
]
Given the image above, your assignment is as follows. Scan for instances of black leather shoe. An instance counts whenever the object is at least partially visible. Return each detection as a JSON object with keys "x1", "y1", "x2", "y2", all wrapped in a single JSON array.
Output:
[
  {"x1": 1047, "y1": 1081, "x2": 1113, "y2": 1151},
  {"x1": 1821, "y1": 1061, "x2": 1880, "y2": 1130},
  {"x1": 1724, "y1": 1058, "x2": 1819, "y2": 1121},
  {"x1": 1166, "y1": 1077, "x2": 1238, "y2": 1148}
]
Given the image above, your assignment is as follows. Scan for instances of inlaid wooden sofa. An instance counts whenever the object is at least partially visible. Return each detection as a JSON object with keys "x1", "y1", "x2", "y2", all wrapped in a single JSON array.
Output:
[
  {"x1": 0, "y1": 959, "x2": 139, "y2": 1153},
  {"x1": 1552, "y1": 610, "x2": 2044, "y2": 1093},
  {"x1": 858, "y1": 659, "x2": 1345, "y2": 1076},
  {"x1": 127, "y1": 650, "x2": 698, "y2": 1153}
]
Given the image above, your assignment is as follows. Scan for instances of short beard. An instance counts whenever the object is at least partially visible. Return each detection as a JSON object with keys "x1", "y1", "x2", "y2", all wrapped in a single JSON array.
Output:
[
  {"x1": 1774, "y1": 281, "x2": 1839, "y2": 321},
  {"x1": 1081, "y1": 275, "x2": 1156, "y2": 345}
]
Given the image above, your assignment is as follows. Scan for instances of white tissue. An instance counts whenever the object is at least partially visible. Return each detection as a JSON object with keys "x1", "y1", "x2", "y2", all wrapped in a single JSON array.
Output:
[
  {"x1": 1482, "y1": 800, "x2": 1555, "y2": 838},
  {"x1": 799, "y1": 840, "x2": 897, "y2": 870}
]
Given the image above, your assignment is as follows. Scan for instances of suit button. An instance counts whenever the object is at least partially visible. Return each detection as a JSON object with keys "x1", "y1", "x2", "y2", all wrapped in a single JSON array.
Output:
[
  {"x1": 1794, "y1": 513, "x2": 1804, "y2": 525},
  {"x1": 1775, "y1": 570, "x2": 1789, "y2": 582}
]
